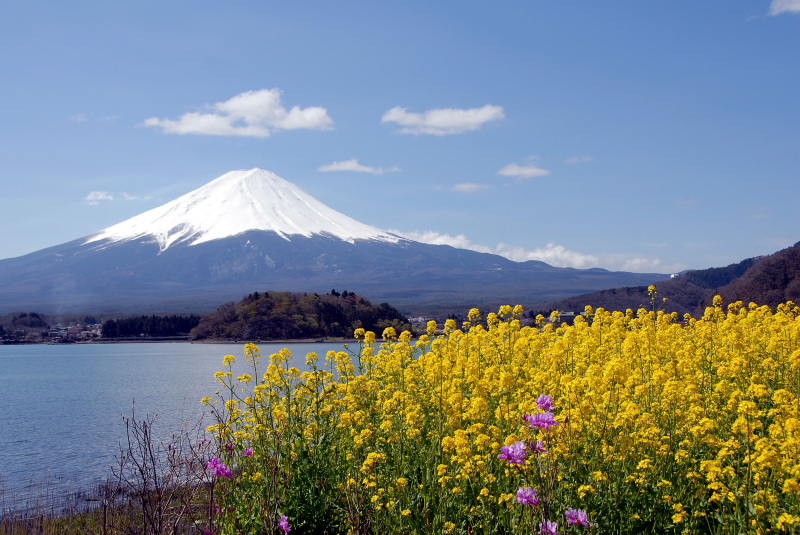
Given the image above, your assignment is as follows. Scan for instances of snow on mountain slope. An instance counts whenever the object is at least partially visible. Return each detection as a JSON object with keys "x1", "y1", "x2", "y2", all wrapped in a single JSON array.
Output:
[{"x1": 84, "y1": 168, "x2": 402, "y2": 251}]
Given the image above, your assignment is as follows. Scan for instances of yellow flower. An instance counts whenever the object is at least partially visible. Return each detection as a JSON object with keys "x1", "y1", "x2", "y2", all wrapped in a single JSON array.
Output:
[
  {"x1": 382, "y1": 326, "x2": 397, "y2": 340},
  {"x1": 672, "y1": 511, "x2": 687, "y2": 524},
  {"x1": 200, "y1": 299, "x2": 800, "y2": 533}
]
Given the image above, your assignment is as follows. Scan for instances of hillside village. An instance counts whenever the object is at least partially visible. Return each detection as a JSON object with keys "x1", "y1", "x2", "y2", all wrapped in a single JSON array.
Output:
[{"x1": 0, "y1": 313, "x2": 102, "y2": 344}]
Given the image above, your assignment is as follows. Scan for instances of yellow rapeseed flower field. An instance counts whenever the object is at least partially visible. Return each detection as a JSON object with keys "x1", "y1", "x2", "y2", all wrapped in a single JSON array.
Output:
[{"x1": 206, "y1": 294, "x2": 800, "y2": 534}]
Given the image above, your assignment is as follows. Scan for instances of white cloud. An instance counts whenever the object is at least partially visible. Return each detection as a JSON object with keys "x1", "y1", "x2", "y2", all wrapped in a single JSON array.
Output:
[
  {"x1": 452, "y1": 183, "x2": 490, "y2": 193},
  {"x1": 121, "y1": 192, "x2": 151, "y2": 201},
  {"x1": 381, "y1": 104, "x2": 505, "y2": 135},
  {"x1": 85, "y1": 191, "x2": 114, "y2": 205},
  {"x1": 392, "y1": 229, "x2": 686, "y2": 272},
  {"x1": 70, "y1": 113, "x2": 119, "y2": 123},
  {"x1": 564, "y1": 155, "x2": 593, "y2": 164},
  {"x1": 318, "y1": 158, "x2": 400, "y2": 175},
  {"x1": 769, "y1": 0, "x2": 800, "y2": 15},
  {"x1": 497, "y1": 162, "x2": 550, "y2": 180},
  {"x1": 394, "y1": 230, "x2": 600, "y2": 267},
  {"x1": 143, "y1": 89, "x2": 333, "y2": 137}
]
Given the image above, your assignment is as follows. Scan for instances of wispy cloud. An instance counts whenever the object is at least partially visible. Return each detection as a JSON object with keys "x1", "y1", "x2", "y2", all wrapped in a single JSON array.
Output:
[
  {"x1": 744, "y1": 206, "x2": 768, "y2": 220},
  {"x1": 84, "y1": 191, "x2": 114, "y2": 205},
  {"x1": 381, "y1": 104, "x2": 504, "y2": 135},
  {"x1": 452, "y1": 183, "x2": 491, "y2": 193},
  {"x1": 769, "y1": 0, "x2": 800, "y2": 15},
  {"x1": 70, "y1": 113, "x2": 119, "y2": 123},
  {"x1": 564, "y1": 155, "x2": 593, "y2": 164},
  {"x1": 497, "y1": 161, "x2": 550, "y2": 180},
  {"x1": 143, "y1": 89, "x2": 333, "y2": 137},
  {"x1": 392, "y1": 229, "x2": 686, "y2": 272},
  {"x1": 121, "y1": 192, "x2": 151, "y2": 201},
  {"x1": 318, "y1": 158, "x2": 400, "y2": 175},
  {"x1": 85, "y1": 191, "x2": 150, "y2": 205}
]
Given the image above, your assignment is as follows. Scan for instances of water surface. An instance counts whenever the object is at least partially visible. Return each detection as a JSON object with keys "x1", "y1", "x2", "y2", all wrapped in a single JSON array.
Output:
[{"x1": 0, "y1": 341, "x2": 346, "y2": 506}]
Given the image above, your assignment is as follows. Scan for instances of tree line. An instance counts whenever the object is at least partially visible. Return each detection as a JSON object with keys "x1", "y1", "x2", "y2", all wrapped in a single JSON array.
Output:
[{"x1": 102, "y1": 315, "x2": 202, "y2": 338}]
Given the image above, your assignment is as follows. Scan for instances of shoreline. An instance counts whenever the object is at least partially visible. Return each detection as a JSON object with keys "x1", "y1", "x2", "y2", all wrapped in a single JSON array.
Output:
[{"x1": 1, "y1": 337, "x2": 358, "y2": 346}]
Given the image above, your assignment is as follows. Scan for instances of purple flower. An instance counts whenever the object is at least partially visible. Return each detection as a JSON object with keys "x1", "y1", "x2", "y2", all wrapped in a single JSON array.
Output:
[
  {"x1": 536, "y1": 394, "x2": 553, "y2": 412},
  {"x1": 530, "y1": 439, "x2": 546, "y2": 454},
  {"x1": 225, "y1": 443, "x2": 233, "y2": 453},
  {"x1": 206, "y1": 457, "x2": 232, "y2": 478},
  {"x1": 497, "y1": 441, "x2": 527, "y2": 465},
  {"x1": 244, "y1": 447, "x2": 254, "y2": 457},
  {"x1": 516, "y1": 486, "x2": 539, "y2": 506},
  {"x1": 565, "y1": 508, "x2": 589, "y2": 527},
  {"x1": 539, "y1": 519, "x2": 558, "y2": 535},
  {"x1": 524, "y1": 411, "x2": 558, "y2": 431},
  {"x1": 278, "y1": 513, "x2": 291, "y2": 533}
]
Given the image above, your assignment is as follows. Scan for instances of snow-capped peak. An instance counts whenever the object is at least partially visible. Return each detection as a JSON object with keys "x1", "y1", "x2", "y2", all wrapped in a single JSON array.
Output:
[{"x1": 84, "y1": 168, "x2": 402, "y2": 250}]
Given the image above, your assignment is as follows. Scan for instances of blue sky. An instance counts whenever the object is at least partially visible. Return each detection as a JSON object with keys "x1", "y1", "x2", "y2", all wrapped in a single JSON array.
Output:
[{"x1": 1, "y1": 1, "x2": 797, "y2": 272}]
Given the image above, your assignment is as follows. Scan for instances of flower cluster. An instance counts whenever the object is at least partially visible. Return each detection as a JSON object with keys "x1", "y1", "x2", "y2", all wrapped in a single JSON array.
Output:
[
  {"x1": 278, "y1": 513, "x2": 291, "y2": 533},
  {"x1": 498, "y1": 441, "x2": 527, "y2": 466},
  {"x1": 565, "y1": 508, "x2": 589, "y2": 527},
  {"x1": 504, "y1": 394, "x2": 590, "y2": 533},
  {"x1": 204, "y1": 298, "x2": 800, "y2": 534},
  {"x1": 206, "y1": 457, "x2": 232, "y2": 479}
]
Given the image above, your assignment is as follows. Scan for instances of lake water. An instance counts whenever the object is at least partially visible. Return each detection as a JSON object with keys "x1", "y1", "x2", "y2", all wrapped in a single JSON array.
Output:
[{"x1": 0, "y1": 341, "x2": 347, "y2": 510}]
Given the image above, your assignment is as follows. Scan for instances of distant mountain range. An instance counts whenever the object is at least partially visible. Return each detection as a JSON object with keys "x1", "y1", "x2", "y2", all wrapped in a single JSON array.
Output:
[
  {"x1": 537, "y1": 241, "x2": 800, "y2": 317},
  {"x1": 0, "y1": 168, "x2": 668, "y2": 316}
]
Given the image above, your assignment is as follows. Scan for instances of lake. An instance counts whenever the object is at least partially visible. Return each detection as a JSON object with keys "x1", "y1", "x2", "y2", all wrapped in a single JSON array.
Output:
[{"x1": 0, "y1": 341, "x2": 347, "y2": 510}]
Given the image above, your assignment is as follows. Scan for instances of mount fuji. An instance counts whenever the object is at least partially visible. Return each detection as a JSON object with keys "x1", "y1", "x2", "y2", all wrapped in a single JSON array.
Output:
[
  {"x1": 84, "y1": 168, "x2": 402, "y2": 251},
  {"x1": 0, "y1": 168, "x2": 667, "y2": 315}
]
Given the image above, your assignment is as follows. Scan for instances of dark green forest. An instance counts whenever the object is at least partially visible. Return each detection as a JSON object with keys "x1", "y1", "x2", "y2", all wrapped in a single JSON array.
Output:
[
  {"x1": 190, "y1": 290, "x2": 411, "y2": 340},
  {"x1": 101, "y1": 315, "x2": 201, "y2": 338},
  {"x1": 683, "y1": 256, "x2": 760, "y2": 289}
]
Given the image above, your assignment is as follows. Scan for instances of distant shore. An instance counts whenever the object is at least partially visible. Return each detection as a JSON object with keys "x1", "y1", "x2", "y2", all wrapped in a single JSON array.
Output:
[
  {"x1": 189, "y1": 337, "x2": 356, "y2": 345},
  {"x1": 0, "y1": 336, "x2": 358, "y2": 346}
]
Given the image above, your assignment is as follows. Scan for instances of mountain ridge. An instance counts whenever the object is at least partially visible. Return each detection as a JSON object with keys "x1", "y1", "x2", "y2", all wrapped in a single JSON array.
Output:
[
  {"x1": 0, "y1": 168, "x2": 670, "y2": 316},
  {"x1": 535, "y1": 242, "x2": 800, "y2": 318}
]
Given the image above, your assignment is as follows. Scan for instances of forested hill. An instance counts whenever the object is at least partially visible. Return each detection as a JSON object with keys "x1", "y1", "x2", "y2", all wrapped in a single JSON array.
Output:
[
  {"x1": 704, "y1": 242, "x2": 800, "y2": 310},
  {"x1": 190, "y1": 290, "x2": 411, "y2": 341},
  {"x1": 534, "y1": 242, "x2": 800, "y2": 318}
]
